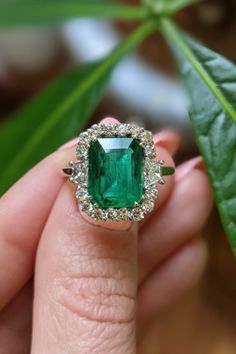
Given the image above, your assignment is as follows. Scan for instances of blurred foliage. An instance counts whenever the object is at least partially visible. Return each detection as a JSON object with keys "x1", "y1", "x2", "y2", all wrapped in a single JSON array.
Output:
[
  {"x1": 0, "y1": 20, "x2": 154, "y2": 193},
  {"x1": 0, "y1": 0, "x2": 146, "y2": 27}
]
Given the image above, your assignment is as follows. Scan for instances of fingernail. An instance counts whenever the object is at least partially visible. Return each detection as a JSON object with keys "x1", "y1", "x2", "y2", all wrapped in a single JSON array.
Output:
[
  {"x1": 100, "y1": 117, "x2": 120, "y2": 125},
  {"x1": 175, "y1": 156, "x2": 204, "y2": 182},
  {"x1": 154, "y1": 130, "x2": 181, "y2": 156}
]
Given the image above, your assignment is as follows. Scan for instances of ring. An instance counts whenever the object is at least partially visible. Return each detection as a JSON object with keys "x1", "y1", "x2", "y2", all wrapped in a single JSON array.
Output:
[{"x1": 63, "y1": 123, "x2": 175, "y2": 221}]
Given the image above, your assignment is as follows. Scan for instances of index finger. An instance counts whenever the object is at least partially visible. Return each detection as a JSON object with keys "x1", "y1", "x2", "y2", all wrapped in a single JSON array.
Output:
[{"x1": 0, "y1": 146, "x2": 74, "y2": 310}]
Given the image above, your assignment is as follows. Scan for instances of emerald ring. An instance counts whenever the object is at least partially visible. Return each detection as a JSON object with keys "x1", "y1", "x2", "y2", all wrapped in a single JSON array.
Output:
[{"x1": 63, "y1": 123, "x2": 175, "y2": 221}]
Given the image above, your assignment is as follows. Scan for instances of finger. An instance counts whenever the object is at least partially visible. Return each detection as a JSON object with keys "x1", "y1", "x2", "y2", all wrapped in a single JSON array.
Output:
[
  {"x1": 32, "y1": 180, "x2": 138, "y2": 354},
  {"x1": 153, "y1": 130, "x2": 181, "y2": 156},
  {"x1": 0, "y1": 282, "x2": 32, "y2": 354},
  {"x1": 139, "y1": 165, "x2": 213, "y2": 283},
  {"x1": 0, "y1": 145, "x2": 75, "y2": 310},
  {"x1": 137, "y1": 237, "x2": 208, "y2": 336}
]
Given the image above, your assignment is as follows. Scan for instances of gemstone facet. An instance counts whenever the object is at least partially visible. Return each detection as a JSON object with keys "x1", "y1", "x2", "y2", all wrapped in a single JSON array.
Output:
[{"x1": 88, "y1": 137, "x2": 143, "y2": 209}]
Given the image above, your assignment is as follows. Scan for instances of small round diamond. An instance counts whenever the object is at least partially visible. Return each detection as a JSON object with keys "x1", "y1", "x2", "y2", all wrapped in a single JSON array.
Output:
[
  {"x1": 100, "y1": 124, "x2": 117, "y2": 136},
  {"x1": 79, "y1": 131, "x2": 90, "y2": 142},
  {"x1": 87, "y1": 205, "x2": 96, "y2": 218},
  {"x1": 141, "y1": 200, "x2": 155, "y2": 214},
  {"x1": 80, "y1": 197, "x2": 91, "y2": 211},
  {"x1": 128, "y1": 124, "x2": 141, "y2": 138},
  {"x1": 139, "y1": 130, "x2": 152, "y2": 142},
  {"x1": 119, "y1": 208, "x2": 129, "y2": 221},
  {"x1": 76, "y1": 143, "x2": 89, "y2": 159},
  {"x1": 144, "y1": 187, "x2": 158, "y2": 202},
  {"x1": 69, "y1": 161, "x2": 88, "y2": 185},
  {"x1": 76, "y1": 186, "x2": 87, "y2": 199},
  {"x1": 117, "y1": 124, "x2": 129, "y2": 136},
  {"x1": 128, "y1": 208, "x2": 144, "y2": 221},
  {"x1": 99, "y1": 209, "x2": 109, "y2": 221},
  {"x1": 107, "y1": 208, "x2": 119, "y2": 221},
  {"x1": 144, "y1": 144, "x2": 156, "y2": 158}
]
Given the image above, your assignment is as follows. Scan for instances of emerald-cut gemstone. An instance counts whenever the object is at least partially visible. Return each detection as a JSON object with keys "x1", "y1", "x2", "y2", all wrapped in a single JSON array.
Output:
[{"x1": 88, "y1": 137, "x2": 143, "y2": 209}]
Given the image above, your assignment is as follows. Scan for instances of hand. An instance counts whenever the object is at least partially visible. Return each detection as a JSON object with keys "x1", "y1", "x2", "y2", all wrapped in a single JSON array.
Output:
[{"x1": 0, "y1": 118, "x2": 213, "y2": 353}]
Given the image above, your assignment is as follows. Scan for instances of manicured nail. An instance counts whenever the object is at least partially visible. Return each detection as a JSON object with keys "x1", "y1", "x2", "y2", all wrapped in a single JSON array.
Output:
[
  {"x1": 154, "y1": 130, "x2": 181, "y2": 156},
  {"x1": 175, "y1": 156, "x2": 204, "y2": 182}
]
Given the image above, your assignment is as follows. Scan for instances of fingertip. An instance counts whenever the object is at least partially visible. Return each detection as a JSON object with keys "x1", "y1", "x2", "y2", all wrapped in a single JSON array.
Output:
[
  {"x1": 154, "y1": 130, "x2": 181, "y2": 156},
  {"x1": 175, "y1": 156, "x2": 204, "y2": 182},
  {"x1": 99, "y1": 117, "x2": 120, "y2": 125}
]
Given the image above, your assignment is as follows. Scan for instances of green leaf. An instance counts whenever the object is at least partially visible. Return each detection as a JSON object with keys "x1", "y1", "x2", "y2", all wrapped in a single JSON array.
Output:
[
  {"x1": 0, "y1": 21, "x2": 156, "y2": 195},
  {"x1": 160, "y1": 18, "x2": 236, "y2": 255},
  {"x1": 0, "y1": 0, "x2": 146, "y2": 28}
]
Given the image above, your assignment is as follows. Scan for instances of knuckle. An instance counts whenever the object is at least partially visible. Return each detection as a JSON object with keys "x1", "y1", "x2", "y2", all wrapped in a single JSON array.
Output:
[
  {"x1": 48, "y1": 232, "x2": 137, "y2": 352},
  {"x1": 53, "y1": 264, "x2": 136, "y2": 326}
]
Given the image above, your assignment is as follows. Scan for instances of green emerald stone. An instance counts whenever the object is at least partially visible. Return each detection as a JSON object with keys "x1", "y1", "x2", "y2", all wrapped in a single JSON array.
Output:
[{"x1": 88, "y1": 137, "x2": 143, "y2": 209}]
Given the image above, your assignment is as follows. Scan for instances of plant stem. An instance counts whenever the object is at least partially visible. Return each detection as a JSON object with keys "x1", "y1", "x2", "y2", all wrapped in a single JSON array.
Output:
[
  {"x1": 160, "y1": 17, "x2": 236, "y2": 124},
  {"x1": 141, "y1": 0, "x2": 199, "y2": 16}
]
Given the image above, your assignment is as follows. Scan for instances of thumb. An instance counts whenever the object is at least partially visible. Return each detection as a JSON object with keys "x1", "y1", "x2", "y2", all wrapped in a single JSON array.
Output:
[{"x1": 32, "y1": 182, "x2": 137, "y2": 353}]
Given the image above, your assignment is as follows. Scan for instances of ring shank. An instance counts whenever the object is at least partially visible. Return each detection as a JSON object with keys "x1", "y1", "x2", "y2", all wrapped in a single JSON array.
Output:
[{"x1": 161, "y1": 166, "x2": 175, "y2": 176}]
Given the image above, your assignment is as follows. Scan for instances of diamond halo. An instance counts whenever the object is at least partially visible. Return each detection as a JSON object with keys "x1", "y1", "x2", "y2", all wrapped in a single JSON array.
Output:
[{"x1": 66, "y1": 123, "x2": 166, "y2": 221}]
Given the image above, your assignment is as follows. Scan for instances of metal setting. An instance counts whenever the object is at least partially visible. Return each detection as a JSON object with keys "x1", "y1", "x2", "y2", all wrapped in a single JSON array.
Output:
[{"x1": 63, "y1": 123, "x2": 175, "y2": 221}]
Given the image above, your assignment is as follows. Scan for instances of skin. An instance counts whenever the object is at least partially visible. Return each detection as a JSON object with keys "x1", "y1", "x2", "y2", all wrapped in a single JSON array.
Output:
[{"x1": 0, "y1": 118, "x2": 213, "y2": 353}]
